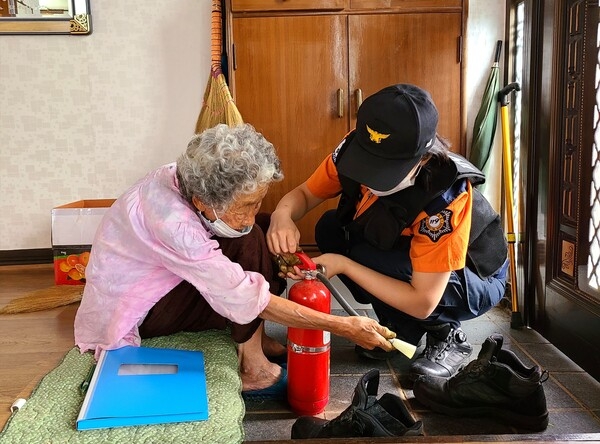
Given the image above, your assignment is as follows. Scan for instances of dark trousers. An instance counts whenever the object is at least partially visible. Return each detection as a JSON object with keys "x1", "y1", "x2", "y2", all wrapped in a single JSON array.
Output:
[
  {"x1": 139, "y1": 213, "x2": 285, "y2": 344},
  {"x1": 315, "y1": 210, "x2": 508, "y2": 345}
]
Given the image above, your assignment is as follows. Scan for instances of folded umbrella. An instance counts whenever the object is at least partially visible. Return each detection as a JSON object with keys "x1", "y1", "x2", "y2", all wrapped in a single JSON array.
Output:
[{"x1": 469, "y1": 41, "x2": 503, "y2": 173}]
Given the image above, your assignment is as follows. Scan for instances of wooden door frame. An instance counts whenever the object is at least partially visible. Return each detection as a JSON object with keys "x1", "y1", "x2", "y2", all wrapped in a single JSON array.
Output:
[{"x1": 510, "y1": 0, "x2": 600, "y2": 380}]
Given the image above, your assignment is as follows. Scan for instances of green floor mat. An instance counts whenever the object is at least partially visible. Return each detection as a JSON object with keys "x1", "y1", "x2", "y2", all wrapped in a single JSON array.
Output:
[{"x1": 0, "y1": 330, "x2": 244, "y2": 443}]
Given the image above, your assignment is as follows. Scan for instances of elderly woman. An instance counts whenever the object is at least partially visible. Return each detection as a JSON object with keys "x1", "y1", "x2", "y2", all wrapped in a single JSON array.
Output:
[{"x1": 74, "y1": 123, "x2": 394, "y2": 399}]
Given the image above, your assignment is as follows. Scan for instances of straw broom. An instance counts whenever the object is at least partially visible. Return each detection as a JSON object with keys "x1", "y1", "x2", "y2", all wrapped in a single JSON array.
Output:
[
  {"x1": 195, "y1": 0, "x2": 243, "y2": 132},
  {"x1": 0, "y1": 285, "x2": 83, "y2": 315},
  {"x1": 2, "y1": 2, "x2": 242, "y2": 315}
]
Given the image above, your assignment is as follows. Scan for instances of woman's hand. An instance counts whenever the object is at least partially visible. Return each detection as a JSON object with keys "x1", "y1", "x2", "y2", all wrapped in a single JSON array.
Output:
[
  {"x1": 344, "y1": 316, "x2": 396, "y2": 351},
  {"x1": 282, "y1": 265, "x2": 305, "y2": 281},
  {"x1": 261, "y1": 293, "x2": 396, "y2": 351}
]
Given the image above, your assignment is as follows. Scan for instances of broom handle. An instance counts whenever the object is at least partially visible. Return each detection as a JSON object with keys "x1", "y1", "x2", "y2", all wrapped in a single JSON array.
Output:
[{"x1": 210, "y1": 0, "x2": 223, "y2": 75}]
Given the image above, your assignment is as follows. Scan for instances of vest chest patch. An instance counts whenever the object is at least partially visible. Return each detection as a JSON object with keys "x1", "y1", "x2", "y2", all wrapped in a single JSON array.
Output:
[{"x1": 419, "y1": 209, "x2": 453, "y2": 242}]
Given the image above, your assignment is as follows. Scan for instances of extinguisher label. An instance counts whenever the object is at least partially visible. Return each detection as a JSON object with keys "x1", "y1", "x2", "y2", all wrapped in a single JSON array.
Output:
[{"x1": 323, "y1": 330, "x2": 331, "y2": 345}]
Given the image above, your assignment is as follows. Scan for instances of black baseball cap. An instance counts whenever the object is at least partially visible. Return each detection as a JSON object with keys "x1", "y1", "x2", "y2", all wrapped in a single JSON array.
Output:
[{"x1": 336, "y1": 84, "x2": 439, "y2": 191}]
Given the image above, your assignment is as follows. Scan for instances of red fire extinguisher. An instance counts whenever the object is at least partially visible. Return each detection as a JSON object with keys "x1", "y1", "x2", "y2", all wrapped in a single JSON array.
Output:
[{"x1": 287, "y1": 252, "x2": 331, "y2": 416}]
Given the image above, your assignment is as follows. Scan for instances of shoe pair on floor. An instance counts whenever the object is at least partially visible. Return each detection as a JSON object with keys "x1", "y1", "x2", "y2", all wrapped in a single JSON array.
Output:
[
  {"x1": 413, "y1": 333, "x2": 549, "y2": 432},
  {"x1": 356, "y1": 323, "x2": 473, "y2": 380},
  {"x1": 295, "y1": 333, "x2": 549, "y2": 438}
]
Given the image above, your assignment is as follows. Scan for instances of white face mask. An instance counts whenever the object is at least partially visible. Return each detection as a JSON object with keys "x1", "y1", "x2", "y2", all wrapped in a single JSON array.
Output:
[
  {"x1": 368, "y1": 164, "x2": 422, "y2": 197},
  {"x1": 198, "y1": 208, "x2": 253, "y2": 238}
]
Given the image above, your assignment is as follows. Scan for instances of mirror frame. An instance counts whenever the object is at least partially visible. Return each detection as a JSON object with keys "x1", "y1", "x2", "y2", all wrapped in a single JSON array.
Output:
[{"x1": 0, "y1": 0, "x2": 91, "y2": 35}]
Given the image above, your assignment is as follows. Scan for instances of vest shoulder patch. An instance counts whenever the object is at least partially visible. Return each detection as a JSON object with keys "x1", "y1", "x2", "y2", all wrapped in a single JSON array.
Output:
[{"x1": 418, "y1": 209, "x2": 453, "y2": 242}]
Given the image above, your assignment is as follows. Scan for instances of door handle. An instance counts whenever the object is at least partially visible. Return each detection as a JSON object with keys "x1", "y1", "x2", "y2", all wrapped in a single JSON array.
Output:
[
  {"x1": 337, "y1": 88, "x2": 344, "y2": 118},
  {"x1": 355, "y1": 89, "x2": 363, "y2": 115}
]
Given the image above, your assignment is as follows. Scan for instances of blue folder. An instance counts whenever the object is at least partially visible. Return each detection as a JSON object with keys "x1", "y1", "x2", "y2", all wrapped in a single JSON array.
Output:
[{"x1": 76, "y1": 346, "x2": 208, "y2": 430}]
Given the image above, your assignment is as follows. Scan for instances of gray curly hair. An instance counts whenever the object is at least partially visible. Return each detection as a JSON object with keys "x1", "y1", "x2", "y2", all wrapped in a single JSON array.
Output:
[{"x1": 176, "y1": 123, "x2": 283, "y2": 212}]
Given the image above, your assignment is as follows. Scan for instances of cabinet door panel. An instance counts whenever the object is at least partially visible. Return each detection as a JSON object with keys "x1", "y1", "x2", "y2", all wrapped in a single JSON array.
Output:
[
  {"x1": 231, "y1": 15, "x2": 348, "y2": 246},
  {"x1": 349, "y1": 13, "x2": 463, "y2": 152}
]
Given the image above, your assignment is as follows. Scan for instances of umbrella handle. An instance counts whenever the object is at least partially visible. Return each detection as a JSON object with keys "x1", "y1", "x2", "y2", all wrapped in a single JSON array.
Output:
[{"x1": 498, "y1": 82, "x2": 521, "y2": 107}]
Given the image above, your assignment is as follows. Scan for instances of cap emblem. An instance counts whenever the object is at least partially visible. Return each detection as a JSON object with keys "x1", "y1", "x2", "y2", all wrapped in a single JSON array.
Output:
[{"x1": 366, "y1": 125, "x2": 390, "y2": 144}]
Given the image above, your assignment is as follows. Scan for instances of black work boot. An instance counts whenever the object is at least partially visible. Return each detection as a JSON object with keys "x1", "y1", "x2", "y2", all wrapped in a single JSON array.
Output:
[
  {"x1": 413, "y1": 333, "x2": 549, "y2": 432},
  {"x1": 355, "y1": 344, "x2": 398, "y2": 361},
  {"x1": 291, "y1": 369, "x2": 423, "y2": 439},
  {"x1": 409, "y1": 324, "x2": 472, "y2": 379}
]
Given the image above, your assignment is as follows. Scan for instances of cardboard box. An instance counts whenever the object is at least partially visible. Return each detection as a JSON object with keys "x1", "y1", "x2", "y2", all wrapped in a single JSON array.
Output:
[{"x1": 52, "y1": 199, "x2": 115, "y2": 285}]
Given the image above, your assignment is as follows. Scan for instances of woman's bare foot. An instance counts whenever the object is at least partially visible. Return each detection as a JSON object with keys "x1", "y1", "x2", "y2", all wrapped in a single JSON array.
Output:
[
  {"x1": 240, "y1": 360, "x2": 283, "y2": 392},
  {"x1": 238, "y1": 322, "x2": 285, "y2": 391}
]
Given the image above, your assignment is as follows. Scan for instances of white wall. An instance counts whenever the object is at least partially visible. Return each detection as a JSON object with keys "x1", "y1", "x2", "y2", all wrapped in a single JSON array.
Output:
[
  {"x1": 465, "y1": 0, "x2": 506, "y2": 211},
  {"x1": 0, "y1": 0, "x2": 503, "y2": 251},
  {"x1": 0, "y1": 0, "x2": 210, "y2": 250}
]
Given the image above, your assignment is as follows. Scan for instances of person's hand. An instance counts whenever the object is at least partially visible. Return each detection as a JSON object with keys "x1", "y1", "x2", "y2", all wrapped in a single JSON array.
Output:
[
  {"x1": 272, "y1": 252, "x2": 301, "y2": 274},
  {"x1": 272, "y1": 254, "x2": 305, "y2": 280},
  {"x1": 310, "y1": 253, "x2": 347, "y2": 278},
  {"x1": 266, "y1": 210, "x2": 301, "y2": 255},
  {"x1": 261, "y1": 292, "x2": 395, "y2": 352},
  {"x1": 345, "y1": 316, "x2": 396, "y2": 351}
]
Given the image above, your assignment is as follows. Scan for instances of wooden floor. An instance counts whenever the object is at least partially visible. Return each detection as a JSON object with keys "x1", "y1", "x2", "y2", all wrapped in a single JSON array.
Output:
[{"x1": 0, "y1": 264, "x2": 77, "y2": 429}]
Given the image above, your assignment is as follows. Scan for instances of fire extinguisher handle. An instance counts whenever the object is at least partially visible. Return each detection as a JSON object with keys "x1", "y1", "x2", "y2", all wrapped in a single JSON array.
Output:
[{"x1": 294, "y1": 252, "x2": 317, "y2": 271}]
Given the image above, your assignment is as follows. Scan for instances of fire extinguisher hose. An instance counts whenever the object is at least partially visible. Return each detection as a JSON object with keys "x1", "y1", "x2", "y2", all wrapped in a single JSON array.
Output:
[
  {"x1": 314, "y1": 267, "x2": 417, "y2": 358},
  {"x1": 287, "y1": 251, "x2": 360, "y2": 317},
  {"x1": 314, "y1": 270, "x2": 360, "y2": 317}
]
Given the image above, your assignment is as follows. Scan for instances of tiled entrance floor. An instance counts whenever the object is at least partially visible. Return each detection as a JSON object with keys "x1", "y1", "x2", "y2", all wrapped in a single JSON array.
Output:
[{"x1": 243, "y1": 279, "x2": 600, "y2": 442}]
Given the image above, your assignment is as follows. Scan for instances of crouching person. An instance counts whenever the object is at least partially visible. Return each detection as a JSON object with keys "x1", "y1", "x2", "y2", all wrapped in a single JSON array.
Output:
[{"x1": 267, "y1": 84, "x2": 509, "y2": 380}]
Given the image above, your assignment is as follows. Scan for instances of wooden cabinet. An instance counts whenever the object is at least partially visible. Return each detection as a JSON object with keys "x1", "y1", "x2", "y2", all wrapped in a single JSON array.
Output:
[
  {"x1": 230, "y1": 0, "x2": 346, "y2": 12},
  {"x1": 348, "y1": 12, "x2": 462, "y2": 151},
  {"x1": 229, "y1": 14, "x2": 348, "y2": 246},
  {"x1": 227, "y1": 1, "x2": 464, "y2": 247}
]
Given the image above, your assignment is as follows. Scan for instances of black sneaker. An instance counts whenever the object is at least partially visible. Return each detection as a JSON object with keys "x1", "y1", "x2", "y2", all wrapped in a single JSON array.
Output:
[
  {"x1": 409, "y1": 325, "x2": 472, "y2": 379},
  {"x1": 413, "y1": 333, "x2": 549, "y2": 431},
  {"x1": 291, "y1": 369, "x2": 423, "y2": 439},
  {"x1": 355, "y1": 345, "x2": 399, "y2": 361},
  {"x1": 355, "y1": 332, "x2": 422, "y2": 361}
]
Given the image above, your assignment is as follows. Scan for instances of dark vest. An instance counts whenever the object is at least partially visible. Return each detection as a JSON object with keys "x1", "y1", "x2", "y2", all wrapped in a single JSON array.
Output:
[{"x1": 334, "y1": 132, "x2": 508, "y2": 278}]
